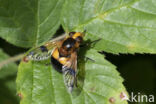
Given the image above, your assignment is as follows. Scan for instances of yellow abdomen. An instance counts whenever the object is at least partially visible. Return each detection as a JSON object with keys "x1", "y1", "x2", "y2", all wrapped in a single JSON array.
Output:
[{"x1": 52, "y1": 48, "x2": 69, "y2": 65}]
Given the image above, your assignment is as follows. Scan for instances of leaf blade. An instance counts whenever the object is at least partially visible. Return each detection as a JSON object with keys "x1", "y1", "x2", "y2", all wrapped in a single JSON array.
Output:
[
  {"x1": 0, "y1": 0, "x2": 64, "y2": 47},
  {"x1": 61, "y1": 0, "x2": 156, "y2": 54},
  {"x1": 16, "y1": 49, "x2": 128, "y2": 104}
]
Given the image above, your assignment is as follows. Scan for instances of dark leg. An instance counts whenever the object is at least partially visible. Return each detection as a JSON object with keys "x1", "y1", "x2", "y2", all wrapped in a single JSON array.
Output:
[
  {"x1": 80, "y1": 38, "x2": 101, "y2": 47},
  {"x1": 85, "y1": 57, "x2": 95, "y2": 62}
]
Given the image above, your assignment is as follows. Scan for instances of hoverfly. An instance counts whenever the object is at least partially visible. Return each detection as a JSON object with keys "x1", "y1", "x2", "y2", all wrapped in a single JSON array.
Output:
[{"x1": 26, "y1": 31, "x2": 85, "y2": 92}]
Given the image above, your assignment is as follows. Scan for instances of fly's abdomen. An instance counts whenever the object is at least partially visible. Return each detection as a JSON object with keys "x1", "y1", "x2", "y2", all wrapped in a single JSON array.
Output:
[
  {"x1": 51, "y1": 48, "x2": 70, "y2": 73},
  {"x1": 51, "y1": 56, "x2": 63, "y2": 73}
]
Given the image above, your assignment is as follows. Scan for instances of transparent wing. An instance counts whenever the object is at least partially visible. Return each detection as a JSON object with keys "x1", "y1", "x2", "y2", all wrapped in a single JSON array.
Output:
[
  {"x1": 62, "y1": 52, "x2": 77, "y2": 92},
  {"x1": 26, "y1": 34, "x2": 66, "y2": 61},
  {"x1": 26, "y1": 45, "x2": 53, "y2": 61}
]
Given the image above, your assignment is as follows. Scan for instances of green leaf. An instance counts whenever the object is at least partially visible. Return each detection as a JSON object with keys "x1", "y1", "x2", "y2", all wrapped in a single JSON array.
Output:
[
  {"x1": 0, "y1": 0, "x2": 64, "y2": 48},
  {"x1": 61, "y1": 0, "x2": 156, "y2": 54},
  {"x1": 0, "y1": 49, "x2": 18, "y2": 104},
  {"x1": 16, "y1": 49, "x2": 128, "y2": 104}
]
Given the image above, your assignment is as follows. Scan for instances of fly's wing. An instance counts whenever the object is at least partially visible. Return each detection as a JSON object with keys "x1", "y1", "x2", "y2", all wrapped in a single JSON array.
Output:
[
  {"x1": 26, "y1": 44, "x2": 53, "y2": 61},
  {"x1": 62, "y1": 52, "x2": 77, "y2": 92},
  {"x1": 26, "y1": 34, "x2": 66, "y2": 61}
]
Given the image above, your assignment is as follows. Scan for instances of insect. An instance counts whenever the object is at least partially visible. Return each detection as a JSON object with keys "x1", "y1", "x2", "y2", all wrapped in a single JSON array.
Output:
[{"x1": 26, "y1": 31, "x2": 85, "y2": 92}]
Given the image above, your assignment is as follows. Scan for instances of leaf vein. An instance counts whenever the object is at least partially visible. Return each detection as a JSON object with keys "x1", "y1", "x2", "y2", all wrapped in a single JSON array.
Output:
[
  {"x1": 35, "y1": 0, "x2": 40, "y2": 46},
  {"x1": 130, "y1": 6, "x2": 156, "y2": 16},
  {"x1": 31, "y1": 62, "x2": 34, "y2": 104},
  {"x1": 50, "y1": 68, "x2": 56, "y2": 104},
  {"x1": 39, "y1": 0, "x2": 59, "y2": 26}
]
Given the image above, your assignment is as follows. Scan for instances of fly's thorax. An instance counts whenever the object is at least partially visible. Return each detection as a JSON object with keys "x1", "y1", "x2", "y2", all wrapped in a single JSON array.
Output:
[
  {"x1": 62, "y1": 38, "x2": 76, "y2": 51},
  {"x1": 59, "y1": 37, "x2": 80, "y2": 57}
]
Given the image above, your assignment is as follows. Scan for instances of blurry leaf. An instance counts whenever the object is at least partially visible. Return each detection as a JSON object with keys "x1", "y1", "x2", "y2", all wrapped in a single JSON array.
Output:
[
  {"x1": 0, "y1": 49, "x2": 18, "y2": 104},
  {"x1": 61, "y1": 0, "x2": 156, "y2": 54},
  {"x1": 16, "y1": 49, "x2": 128, "y2": 104},
  {"x1": 0, "y1": 0, "x2": 64, "y2": 48}
]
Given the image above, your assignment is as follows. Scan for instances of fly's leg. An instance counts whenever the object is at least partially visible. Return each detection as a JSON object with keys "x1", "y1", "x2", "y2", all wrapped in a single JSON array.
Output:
[{"x1": 80, "y1": 38, "x2": 101, "y2": 48}]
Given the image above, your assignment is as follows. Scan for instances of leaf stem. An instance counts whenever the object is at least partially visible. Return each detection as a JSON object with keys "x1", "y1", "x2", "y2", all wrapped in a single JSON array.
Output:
[{"x1": 0, "y1": 53, "x2": 25, "y2": 69}]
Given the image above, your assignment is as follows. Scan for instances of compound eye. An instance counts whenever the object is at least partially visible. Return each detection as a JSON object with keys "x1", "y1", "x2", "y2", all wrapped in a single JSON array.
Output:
[
  {"x1": 75, "y1": 36, "x2": 83, "y2": 43},
  {"x1": 69, "y1": 32, "x2": 76, "y2": 37}
]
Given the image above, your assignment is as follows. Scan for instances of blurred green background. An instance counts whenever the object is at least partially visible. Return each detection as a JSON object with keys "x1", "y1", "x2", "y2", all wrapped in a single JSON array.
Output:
[{"x1": 0, "y1": 27, "x2": 155, "y2": 104}]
